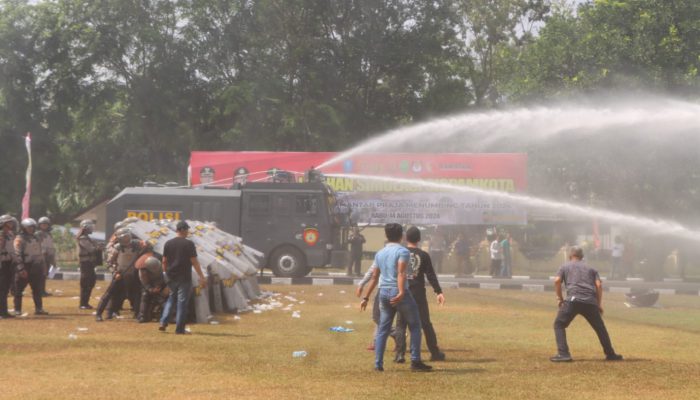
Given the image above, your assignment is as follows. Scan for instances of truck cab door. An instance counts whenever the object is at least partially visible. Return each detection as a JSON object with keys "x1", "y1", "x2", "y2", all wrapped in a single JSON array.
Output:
[{"x1": 241, "y1": 193, "x2": 273, "y2": 252}]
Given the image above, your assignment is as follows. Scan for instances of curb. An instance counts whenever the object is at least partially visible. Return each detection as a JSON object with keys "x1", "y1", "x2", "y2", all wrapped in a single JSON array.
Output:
[{"x1": 51, "y1": 272, "x2": 700, "y2": 296}]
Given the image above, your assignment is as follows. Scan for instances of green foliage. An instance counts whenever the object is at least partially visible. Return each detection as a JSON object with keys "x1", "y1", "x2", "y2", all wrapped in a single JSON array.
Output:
[
  {"x1": 506, "y1": 0, "x2": 700, "y2": 100},
  {"x1": 51, "y1": 224, "x2": 77, "y2": 260},
  {"x1": 1, "y1": 0, "x2": 699, "y2": 228}
]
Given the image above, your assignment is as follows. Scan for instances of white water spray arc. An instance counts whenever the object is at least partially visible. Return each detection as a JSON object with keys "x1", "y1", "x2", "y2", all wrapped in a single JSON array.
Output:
[
  {"x1": 318, "y1": 98, "x2": 700, "y2": 170},
  {"x1": 329, "y1": 173, "x2": 700, "y2": 242}
]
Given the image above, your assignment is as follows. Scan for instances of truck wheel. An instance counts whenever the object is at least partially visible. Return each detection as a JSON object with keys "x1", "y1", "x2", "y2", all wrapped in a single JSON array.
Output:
[{"x1": 270, "y1": 246, "x2": 307, "y2": 278}]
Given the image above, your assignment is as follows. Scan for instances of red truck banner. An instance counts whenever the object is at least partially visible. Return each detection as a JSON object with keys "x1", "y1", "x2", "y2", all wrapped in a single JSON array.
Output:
[{"x1": 189, "y1": 152, "x2": 528, "y2": 225}]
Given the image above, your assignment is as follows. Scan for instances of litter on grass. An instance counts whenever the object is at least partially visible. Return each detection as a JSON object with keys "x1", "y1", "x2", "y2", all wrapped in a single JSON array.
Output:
[{"x1": 329, "y1": 326, "x2": 354, "y2": 333}]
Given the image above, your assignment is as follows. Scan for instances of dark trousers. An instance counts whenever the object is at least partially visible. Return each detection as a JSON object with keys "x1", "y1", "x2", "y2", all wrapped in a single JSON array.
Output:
[
  {"x1": 489, "y1": 259, "x2": 502, "y2": 277},
  {"x1": 430, "y1": 251, "x2": 444, "y2": 273},
  {"x1": 139, "y1": 285, "x2": 167, "y2": 322},
  {"x1": 14, "y1": 265, "x2": 44, "y2": 312},
  {"x1": 97, "y1": 276, "x2": 125, "y2": 317},
  {"x1": 123, "y1": 269, "x2": 141, "y2": 317},
  {"x1": 456, "y1": 255, "x2": 472, "y2": 275},
  {"x1": 40, "y1": 260, "x2": 49, "y2": 295},
  {"x1": 395, "y1": 287, "x2": 441, "y2": 357},
  {"x1": 554, "y1": 301, "x2": 616, "y2": 357},
  {"x1": 80, "y1": 261, "x2": 96, "y2": 307},
  {"x1": 0, "y1": 261, "x2": 14, "y2": 315},
  {"x1": 347, "y1": 254, "x2": 362, "y2": 275}
]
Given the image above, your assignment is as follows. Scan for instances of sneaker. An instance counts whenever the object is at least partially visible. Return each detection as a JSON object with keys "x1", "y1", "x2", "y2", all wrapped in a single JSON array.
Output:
[
  {"x1": 14, "y1": 310, "x2": 22, "y2": 316},
  {"x1": 374, "y1": 366, "x2": 384, "y2": 372},
  {"x1": 606, "y1": 354, "x2": 623, "y2": 361},
  {"x1": 79, "y1": 305, "x2": 94, "y2": 310},
  {"x1": 175, "y1": 331, "x2": 191, "y2": 335},
  {"x1": 34, "y1": 309, "x2": 49, "y2": 315},
  {"x1": 430, "y1": 352, "x2": 446, "y2": 361},
  {"x1": 393, "y1": 354, "x2": 405, "y2": 364},
  {"x1": 410, "y1": 361, "x2": 433, "y2": 372},
  {"x1": 95, "y1": 315, "x2": 103, "y2": 322},
  {"x1": 550, "y1": 354, "x2": 573, "y2": 362},
  {"x1": 42, "y1": 292, "x2": 52, "y2": 297},
  {"x1": 158, "y1": 324, "x2": 167, "y2": 332}
]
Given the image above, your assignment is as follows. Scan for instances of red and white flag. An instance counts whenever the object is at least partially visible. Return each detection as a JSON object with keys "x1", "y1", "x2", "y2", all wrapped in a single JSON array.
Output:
[{"x1": 21, "y1": 133, "x2": 32, "y2": 219}]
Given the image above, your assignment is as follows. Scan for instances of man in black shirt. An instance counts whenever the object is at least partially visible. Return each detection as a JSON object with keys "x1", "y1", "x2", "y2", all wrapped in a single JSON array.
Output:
[
  {"x1": 394, "y1": 226, "x2": 446, "y2": 363},
  {"x1": 159, "y1": 221, "x2": 207, "y2": 334},
  {"x1": 551, "y1": 246, "x2": 623, "y2": 362},
  {"x1": 346, "y1": 227, "x2": 366, "y2": 276}
]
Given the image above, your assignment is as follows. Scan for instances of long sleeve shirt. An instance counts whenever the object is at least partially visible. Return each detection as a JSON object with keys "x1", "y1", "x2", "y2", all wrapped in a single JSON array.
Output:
[
  {"x1": 408, "y1": 247, "x2": 442, "y2": 295},
  {"x1": 357, "y1": 263, "x2": 377, "y2": 291}
]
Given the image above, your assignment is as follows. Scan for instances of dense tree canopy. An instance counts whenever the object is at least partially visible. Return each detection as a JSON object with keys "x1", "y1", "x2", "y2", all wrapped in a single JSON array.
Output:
[{"x1": 1, "y1": 0, "x2": 699, "y2": 225}]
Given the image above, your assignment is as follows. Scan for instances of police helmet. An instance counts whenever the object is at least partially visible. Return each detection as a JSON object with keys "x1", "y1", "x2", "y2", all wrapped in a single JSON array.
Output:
[
  {"x1": 38, "y1": 216, "x2": 51, "y2": 225},
  {"x1": 80, "y1": 219, "x2": 94, "y2": 229},
  {"x1": 9, "y1": 217, "x2": 19, "y2": 232},
  {"x1": 144, "y1": 256, "x2": 161, "y2": 270},
  {"x1": 115, "y1": 228, "x2": 132, "y2": 241},
  {"x1": 21, "y1": 218, "x2": 37, "y2": 230},
  {"x1": 0, "y1": 214, "x2": 13, "y2": 226}
]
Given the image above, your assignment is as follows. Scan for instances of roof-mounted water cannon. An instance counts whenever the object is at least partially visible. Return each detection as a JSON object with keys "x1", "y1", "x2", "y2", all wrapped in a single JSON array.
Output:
[
  {"x1": 271, "y1": 169, "x2": 294, "y2": 183},
  {"x1": 305, "y1": 166, "x2": 325, "y2": 183}
]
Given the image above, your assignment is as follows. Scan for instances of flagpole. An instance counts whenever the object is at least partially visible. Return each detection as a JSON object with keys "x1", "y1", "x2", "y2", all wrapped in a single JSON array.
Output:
[{"x1": 21, "y1": 132, "x2": 32, "y2": 219}]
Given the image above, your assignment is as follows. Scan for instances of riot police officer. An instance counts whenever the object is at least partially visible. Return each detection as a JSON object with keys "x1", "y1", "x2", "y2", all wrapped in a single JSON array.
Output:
[
  {"x1": 1, "y1": 215, "x2": 18, "y2": 318},
  {"x1": 137, "y1": 255, "x2": 168, "y2": 323},
  {"x1": 36, "y1": 216, "x2": 55, "y2": 297},
  {"x1": 13, "y1": 218, "x2": 48, "y2": 315},
  {"x1": 76, "y1": 219, "x2": 101, "y2": 309},
  {"x1": 95, "y1": 229, "x2": 147, "y2": 321}
]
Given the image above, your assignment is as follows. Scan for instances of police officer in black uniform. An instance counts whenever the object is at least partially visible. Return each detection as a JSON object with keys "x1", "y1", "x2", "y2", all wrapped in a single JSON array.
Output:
[
  {"x1": 13, "y1": 218, "x2": 48, "y2": 315},
  {"x1": 77, "y1": 219, "x2": 102, "y2": 309},
  {"x1": 0, "y1": 215, "x2": 18, "y2": 318}
]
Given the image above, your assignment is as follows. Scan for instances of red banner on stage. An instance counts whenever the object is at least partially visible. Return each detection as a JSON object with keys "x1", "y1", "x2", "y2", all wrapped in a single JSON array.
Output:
[{"x1": 189, "y1": 152, "x2": 528, "y2": 225}]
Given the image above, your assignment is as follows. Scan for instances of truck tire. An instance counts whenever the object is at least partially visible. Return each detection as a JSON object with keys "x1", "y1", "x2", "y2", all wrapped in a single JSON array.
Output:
[{"x1": 270, "y1": 246, "x2": 307, "y2": 278}]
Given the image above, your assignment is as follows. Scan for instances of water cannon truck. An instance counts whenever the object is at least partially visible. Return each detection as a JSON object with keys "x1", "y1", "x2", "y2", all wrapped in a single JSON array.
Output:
[{"x1": 106, "y1": 170, "x2": 351, "y2": 277}]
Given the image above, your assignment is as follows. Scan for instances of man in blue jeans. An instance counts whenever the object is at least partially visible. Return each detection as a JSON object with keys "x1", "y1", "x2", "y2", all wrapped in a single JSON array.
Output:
[
  {"x1": 159, "y1": 221, "x2": 207, "y2": 334},
  {"x1": 361, "y1": 223, "x2": 432, "y2": 372}
]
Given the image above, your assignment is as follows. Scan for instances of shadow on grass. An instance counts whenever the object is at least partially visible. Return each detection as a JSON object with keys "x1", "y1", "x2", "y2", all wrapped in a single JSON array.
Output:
[
  {"x1": 442, "y1": 348, "x2": 473, "y2": 353},
  {"x1": 194, "y1": 332, "x2": 255, "y2": 338},
  {"x1": 574, "y1": 357, "x2": 650, "y2": 363},
  {"x1": 437, "y1": 357, "x2": 497, "y2": 364},
  {"x1": 436, "y1": 368, "x2": 486, "y2": 375}
]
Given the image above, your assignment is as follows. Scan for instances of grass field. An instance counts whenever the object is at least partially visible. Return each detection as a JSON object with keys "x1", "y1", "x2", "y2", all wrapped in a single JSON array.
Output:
[{"x1": 1, "y1": 281, "x2": 699, "y2": 400}]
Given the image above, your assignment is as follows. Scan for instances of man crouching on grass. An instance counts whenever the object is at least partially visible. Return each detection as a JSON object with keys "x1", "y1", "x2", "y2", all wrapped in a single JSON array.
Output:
[
  {"x1": 360, "y1": 223, "x2": 432, "y2": 372},
  {"x1": 551, "y1": 246, "x2": 623, "y2": 362}
]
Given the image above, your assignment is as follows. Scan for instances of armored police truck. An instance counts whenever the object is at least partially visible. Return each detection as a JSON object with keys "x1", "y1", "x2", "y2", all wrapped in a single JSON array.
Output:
[{"x1": 106, "y1": 181, "x2": 350, "y2": 277}]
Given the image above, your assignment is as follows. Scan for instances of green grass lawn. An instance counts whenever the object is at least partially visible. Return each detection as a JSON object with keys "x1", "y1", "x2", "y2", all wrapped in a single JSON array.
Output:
[{"x1": 1, "y1": 281, "x2": 699, "y2": 399}]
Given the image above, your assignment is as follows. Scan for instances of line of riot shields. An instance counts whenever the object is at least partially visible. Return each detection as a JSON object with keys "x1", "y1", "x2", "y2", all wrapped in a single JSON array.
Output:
[{"x1": 117, "y1": 218, "x2": 263, "y2": 323}]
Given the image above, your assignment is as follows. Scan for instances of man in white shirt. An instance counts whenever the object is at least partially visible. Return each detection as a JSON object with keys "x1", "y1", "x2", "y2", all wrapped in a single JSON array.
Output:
[
  {"x1": 489, "y1": 235, "x2": 503, "y2": 277},
  {"x1": 610, "y1": 236, "x2": 624, "y2": 280}
]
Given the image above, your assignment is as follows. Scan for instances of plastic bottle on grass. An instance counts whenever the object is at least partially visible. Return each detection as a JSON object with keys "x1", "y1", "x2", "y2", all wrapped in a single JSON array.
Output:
[{"x1": 292, "y1": 351, "x2": 308, "y2": 358}]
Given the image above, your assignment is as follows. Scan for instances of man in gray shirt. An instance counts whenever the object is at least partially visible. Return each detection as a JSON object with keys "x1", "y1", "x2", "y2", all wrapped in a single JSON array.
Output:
[{"x1": 551, "y1": 246, "x2": 623, "y2": 362}]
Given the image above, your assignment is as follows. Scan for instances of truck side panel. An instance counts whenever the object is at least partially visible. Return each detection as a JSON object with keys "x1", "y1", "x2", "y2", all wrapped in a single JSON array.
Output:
[{"x1": 106, "y1": 189, "x2": 242, "y2": 238}]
